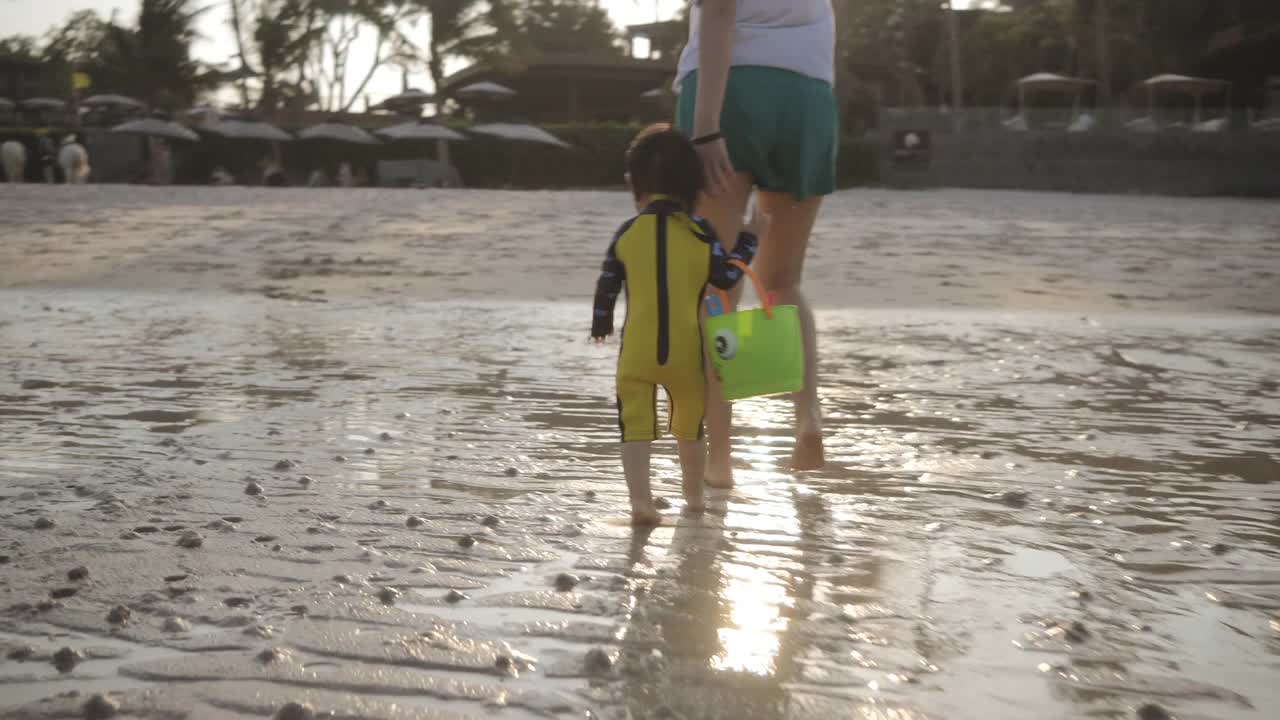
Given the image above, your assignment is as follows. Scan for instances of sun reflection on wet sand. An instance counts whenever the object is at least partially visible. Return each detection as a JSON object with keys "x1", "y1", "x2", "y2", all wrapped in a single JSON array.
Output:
[
  {"x1": 710, "y1": 562, "x2": 791, "y2": 676},
  {"x1": 707, "y1": 455, "x2": 803, "y2": 678}
]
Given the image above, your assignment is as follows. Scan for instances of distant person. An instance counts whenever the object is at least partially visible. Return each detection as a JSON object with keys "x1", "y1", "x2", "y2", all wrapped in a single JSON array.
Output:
[
  {"x1": 337, "y1": 162, "x2": 353, "y2": 188},
  {"x1": 147, "y1": 137, "x2": 172, "y2": 185},
  {"x1": 211, "y1": 166, "x2": 235, "y2": 186},
  {"x1": 37, "y1": 133, "x2": 57, "y2": 183},
  {"x1": 260, "y1": 157, "x2": 286, "y2": 186},
  {"x1": 590, "y1": 124, "x2": 766, "y2": 525},
  {"x1": 308, "y1": 168, "x2": 330, "y2": 187},
  {"x1": 675, "y1": 0, "x2": 839, "y2": 483},
  {"x1": 1, "y1": 140, "x2": 25, "y2": 183},
  {"x1": 58, "y1": 134, "x2": 90, "y2": 184}
]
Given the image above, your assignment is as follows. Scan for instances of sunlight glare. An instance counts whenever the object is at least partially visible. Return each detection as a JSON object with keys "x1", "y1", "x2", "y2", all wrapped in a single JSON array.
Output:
[{"x1": 709, "y1": 563, "x2": 791, "y2": 676}]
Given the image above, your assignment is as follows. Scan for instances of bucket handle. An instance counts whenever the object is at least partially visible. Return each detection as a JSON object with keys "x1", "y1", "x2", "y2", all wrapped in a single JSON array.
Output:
[{"x1": 714, "y1": 259, "x2": 773, "y2": 319}]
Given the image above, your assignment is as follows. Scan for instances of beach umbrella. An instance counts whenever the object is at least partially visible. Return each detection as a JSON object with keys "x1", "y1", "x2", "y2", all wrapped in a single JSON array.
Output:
[
  {"x1": 469, "y1": 122, "x2": 570, "y2": 148},
  {"x1": 470, "y1": 123, "x2": 571, "y2": 187},
  {"x1": 455, "y1": 81, "x2": 517, "y2": 99},
  {"x1": 111, "y1": 117, "x2": 200, "y2": 142},
  {"x1": 298, "y1": 123, "x2": 378, "y2": 145},
  {"x1": 377, "y1": 119, "x2": 466, "y2": 167},
  {"x1": 1141, "y1": 74, "x2": 1230, "y2": 124},
  {"x1": 184, "y1": 104, "x2": 219, "y2": 119},
  {"x1": 1012, "y1": 73, "x2": 1097, "y2": 125},
  {"x1": 376, "y1": 120, "x2": 466, "y2": 142},
  {"x1": 82, "y1": 94, "x2": 146, "y2": 110},
  {"x1": 20, "y1": 97, "x2": 67, "y2": 111},
  {"x1": 377, "y1": 88, "x2": 434, "y2": 110},
  {"x1": 202, "y1": 119, "x2": 293, "y2": 142}
]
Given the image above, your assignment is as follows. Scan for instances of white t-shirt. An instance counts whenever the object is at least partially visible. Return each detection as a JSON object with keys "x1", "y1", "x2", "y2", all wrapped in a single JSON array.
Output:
[{"x1": 675, "y1": 0, "x2": 836, "y2": 89}]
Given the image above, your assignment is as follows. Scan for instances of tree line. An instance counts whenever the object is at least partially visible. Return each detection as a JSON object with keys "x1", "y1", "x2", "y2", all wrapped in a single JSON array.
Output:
[
  {"x1": 836, "y1": 0, "x2": 1279, "y2": 108},
  {"x1": 2, "y1": 0, "x2": 1275, "y2": 114},
  {"x1": 0, "y1": 0, "x2": 620, "y2": 113}
]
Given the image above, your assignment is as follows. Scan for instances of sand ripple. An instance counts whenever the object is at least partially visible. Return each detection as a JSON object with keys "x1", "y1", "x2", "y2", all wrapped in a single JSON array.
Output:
[{"x1": 1, "y1": 186, "x2": 1278, "y2": 719}]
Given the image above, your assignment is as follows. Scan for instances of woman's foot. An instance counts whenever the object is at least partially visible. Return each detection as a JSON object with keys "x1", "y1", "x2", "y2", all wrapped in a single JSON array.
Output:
[
  {"x1": 705, "y1": 465, "x2": 734, "y2": 489},
  {"x1": 631, "y1": 507, "x2": 662, "y2": 526},
  {"x1": 682, "y1": 492, "x2": 706, "y2": 513},
  {"x1": 790, "y1": 431, "x2": 825, "y2": 471}
]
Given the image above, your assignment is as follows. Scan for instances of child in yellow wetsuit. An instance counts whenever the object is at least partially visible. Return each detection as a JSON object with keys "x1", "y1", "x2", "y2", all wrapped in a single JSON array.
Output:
[{"x1": 592, "y1": 124, "x2": 768, "y2": 525}]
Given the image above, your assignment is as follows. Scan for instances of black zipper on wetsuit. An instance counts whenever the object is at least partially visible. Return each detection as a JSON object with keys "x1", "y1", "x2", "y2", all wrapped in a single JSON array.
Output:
[{"x1": 656, "y1": 211, "x2": 670, "y2": 366}]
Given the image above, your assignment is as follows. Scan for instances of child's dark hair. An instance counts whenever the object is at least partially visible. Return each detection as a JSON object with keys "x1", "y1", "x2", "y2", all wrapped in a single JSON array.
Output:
[{"x1": 626, "y1": 123, "x2": 704, "y2": 211}]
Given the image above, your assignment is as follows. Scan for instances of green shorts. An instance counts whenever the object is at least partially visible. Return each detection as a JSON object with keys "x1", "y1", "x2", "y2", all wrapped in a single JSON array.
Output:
[{"x1": 676, "y1": 66, "x2": 839, "y2": 201}]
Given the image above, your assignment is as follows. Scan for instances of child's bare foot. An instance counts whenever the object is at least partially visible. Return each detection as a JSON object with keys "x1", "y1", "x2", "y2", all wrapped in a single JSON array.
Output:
[
  {"x1": 790, "y1": 431, "x2": 826, "y2": 471},
  {"x1": 631, "y1": 507, "x2": 662, "y2": 526}
]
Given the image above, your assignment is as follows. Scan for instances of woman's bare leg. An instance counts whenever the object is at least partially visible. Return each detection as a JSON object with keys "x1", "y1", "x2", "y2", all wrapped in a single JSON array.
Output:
[
  {"x1": 755, "y1": 192, "x2": 825, "y2": 470},
  {"x1": 695, "y1": 171, "x2": 754, "y2": 488}
]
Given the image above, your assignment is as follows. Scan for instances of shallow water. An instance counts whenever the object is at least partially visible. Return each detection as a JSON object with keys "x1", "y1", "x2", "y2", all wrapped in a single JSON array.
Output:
[{"x1": 1, "y1": 186, "x2": 1278, "y2": 719}]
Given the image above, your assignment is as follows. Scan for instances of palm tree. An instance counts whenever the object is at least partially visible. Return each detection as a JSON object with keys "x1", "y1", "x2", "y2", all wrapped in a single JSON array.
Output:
[
  {"x1": 96, "y1": 0, "x2": 209, "y2": 109},
  {"x1": 250, "y1": 0, "x2": 326, "y2": 112},
  {"x1": 414, "y1": 0, "x2": 499, "y2": 102}
]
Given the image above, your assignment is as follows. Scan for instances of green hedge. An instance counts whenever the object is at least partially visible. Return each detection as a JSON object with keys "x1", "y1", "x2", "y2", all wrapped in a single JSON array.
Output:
[
  {"x1": 448, "y1": 123, "x2": 881, "y2": 190},
  {"x1": 1, "y1": 123, "x2": 882, "y2": 189}
]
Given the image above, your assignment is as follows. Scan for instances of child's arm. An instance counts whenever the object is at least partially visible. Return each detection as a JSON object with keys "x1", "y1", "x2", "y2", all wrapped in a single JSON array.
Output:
[
  {"x1": 706, "y1": 231, "x2": 758, "y2": 290},
  {"x1": 591, "y1": 222, "x2": 631, "y2": 339},
  {"x1": 696, "y1": 206, "x2": 769, "y2": 290}
]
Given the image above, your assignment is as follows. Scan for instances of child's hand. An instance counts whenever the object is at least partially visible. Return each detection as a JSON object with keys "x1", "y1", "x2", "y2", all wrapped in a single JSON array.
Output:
[{"x1": 744, "y1": 203, "x2": 771, "y2": 238}]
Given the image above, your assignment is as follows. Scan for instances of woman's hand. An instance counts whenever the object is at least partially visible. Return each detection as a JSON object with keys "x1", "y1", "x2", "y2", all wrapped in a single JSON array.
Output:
[{"x1": 696, "y1": 137, "x2": 736, "y2": 198}]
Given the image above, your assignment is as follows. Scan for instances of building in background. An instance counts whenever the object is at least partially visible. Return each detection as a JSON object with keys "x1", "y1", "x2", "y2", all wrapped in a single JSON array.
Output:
[{"x1": 439, "y1": 51, "x2": 673, "y2": 124}]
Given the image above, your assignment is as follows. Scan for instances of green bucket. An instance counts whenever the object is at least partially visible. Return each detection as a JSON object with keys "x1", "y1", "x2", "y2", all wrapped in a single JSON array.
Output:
[{"x1": 705, "y1": 261, "x2": 805, "y2": 401}]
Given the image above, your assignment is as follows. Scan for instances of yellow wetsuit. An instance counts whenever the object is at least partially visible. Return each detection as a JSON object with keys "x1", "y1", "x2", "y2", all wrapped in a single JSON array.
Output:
[{"x1": 592, "y1": 198, "x2": 758, "y2": 442}]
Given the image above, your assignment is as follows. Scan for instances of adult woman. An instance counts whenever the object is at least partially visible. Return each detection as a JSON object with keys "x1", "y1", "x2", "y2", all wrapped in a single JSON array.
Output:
[{"x1": 675, "y1": 0, "x2": 837, "y2": 485}]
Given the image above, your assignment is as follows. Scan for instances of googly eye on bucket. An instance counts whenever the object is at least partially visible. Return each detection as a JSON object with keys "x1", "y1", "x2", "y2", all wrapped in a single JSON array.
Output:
[
  {"x1": 714, "y1": 329, "x2": 737, "y2": 359},
  {"x1": 704, "y1": 260, "x2": 805, "y2": 401}
]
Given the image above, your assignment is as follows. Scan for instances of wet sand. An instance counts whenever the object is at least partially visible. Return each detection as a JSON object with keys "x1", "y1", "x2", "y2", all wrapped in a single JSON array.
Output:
[{"x1": 1, "y1": 185, "x2": 1278, "y2": 719}]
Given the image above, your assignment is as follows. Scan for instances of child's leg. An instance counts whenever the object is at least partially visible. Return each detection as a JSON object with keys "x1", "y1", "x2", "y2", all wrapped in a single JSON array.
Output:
[
  {"x1": 666, "y1": 380, "x2": 708, "y2": 512},
  {"x1": 617, "y1": 376, "x2": 661, "y2": 526},
  {"x1": 622, "y1": 441, "x2": 660, "y2": 526},
  {"x1": 676, "y1": 438, "x2": 706, "y2": 512}
]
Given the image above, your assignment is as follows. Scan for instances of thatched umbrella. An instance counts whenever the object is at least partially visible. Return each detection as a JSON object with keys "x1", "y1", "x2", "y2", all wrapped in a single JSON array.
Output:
[
  {"x1": 82, "y1": 94, "x2": 146, "y2": 110},
  {"x1": 469, "y1": 122, "x2": 569, "y2": 148},
  {"x1": 376, "y1": 88, "x2": 434, "y2": 114},
  {"x1": 455, "y1": 82, "x2": 517, "y2": 100},
  {"x1": 377, "y1": 121, "x2": 465, "y2": 142},
  {"x1": 298, "y1": 123, "x2": 378, "y2": 145},
  {"x1": 202, "y1": 119, "x2": 294, "y2": 142},
  {"x1": 111, "y1": 117, "x2": 200, "y2": 143},
  {"x1": 468, "y1": 122, "x2": 571, "y2": 186},
  {"x1": 377, "y1": 119, "x2": 466, "y2": 166},
  {"x1": 20, "y1": 97, "x2": 67, "y2": 111}
]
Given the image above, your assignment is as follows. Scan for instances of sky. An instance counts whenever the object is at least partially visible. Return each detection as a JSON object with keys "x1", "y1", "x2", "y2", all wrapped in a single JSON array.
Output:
[{"x1": 5, "y1": 0, "x2": 986, "y2": 106}]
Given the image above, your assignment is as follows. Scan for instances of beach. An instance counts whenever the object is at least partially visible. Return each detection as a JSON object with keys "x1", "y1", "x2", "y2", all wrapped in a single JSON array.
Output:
[{"x1": 1, "y1": 185, "x2": 1278, "y2": 719}]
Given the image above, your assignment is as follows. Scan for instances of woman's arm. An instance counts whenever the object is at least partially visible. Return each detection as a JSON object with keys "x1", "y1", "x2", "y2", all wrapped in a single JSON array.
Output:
[{"x1": 692, "y1": 0, "x2": 738, "y2": 196}]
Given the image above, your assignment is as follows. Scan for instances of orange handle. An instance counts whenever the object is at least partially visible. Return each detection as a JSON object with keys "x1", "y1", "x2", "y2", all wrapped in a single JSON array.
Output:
[{"x1": 714, "y1": 259, "x2": 773, "y2": 319}]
